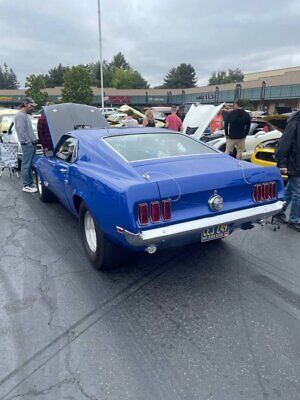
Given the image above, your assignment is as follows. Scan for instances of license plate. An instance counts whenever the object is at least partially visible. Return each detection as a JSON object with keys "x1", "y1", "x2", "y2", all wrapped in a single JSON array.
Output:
[{"x1": 201, "y1": 224, "x2": 229, "y2": 242}]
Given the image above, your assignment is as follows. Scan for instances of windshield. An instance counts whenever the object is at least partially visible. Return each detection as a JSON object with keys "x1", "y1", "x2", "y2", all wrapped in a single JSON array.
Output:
[{"x1": 104, "y1": 132, "x2": 216, "y2": 162}]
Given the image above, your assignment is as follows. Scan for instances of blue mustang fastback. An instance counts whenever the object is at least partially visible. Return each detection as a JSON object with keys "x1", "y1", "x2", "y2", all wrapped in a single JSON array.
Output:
[{"x1": 34, "y1": 104, "x2": 285, "y2": 269}]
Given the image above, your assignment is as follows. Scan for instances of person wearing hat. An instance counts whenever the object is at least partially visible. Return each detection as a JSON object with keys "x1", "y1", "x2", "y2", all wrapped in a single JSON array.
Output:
[{"x1": 15, "y1": 97, "x2": 38, "y2": 193}]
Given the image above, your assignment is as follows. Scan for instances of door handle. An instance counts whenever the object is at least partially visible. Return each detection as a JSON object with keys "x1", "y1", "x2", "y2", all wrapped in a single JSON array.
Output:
[{"x1": 59, "y1": 167, "x2": 67, "y2": 173}]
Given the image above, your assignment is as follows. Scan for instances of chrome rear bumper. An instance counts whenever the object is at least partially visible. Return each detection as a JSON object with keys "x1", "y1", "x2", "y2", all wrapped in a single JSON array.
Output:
[{"x1": 117, "y1": 201, "x2": 285, "y2": 247}]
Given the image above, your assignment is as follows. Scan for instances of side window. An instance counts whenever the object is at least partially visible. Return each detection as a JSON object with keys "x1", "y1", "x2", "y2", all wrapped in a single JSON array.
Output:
[
  {"x1": 56, "y1": 137, "x2": 78, "y2": 163},
  {"x1": 252, "y1": 122, "x2": 265, "y2": 135}
]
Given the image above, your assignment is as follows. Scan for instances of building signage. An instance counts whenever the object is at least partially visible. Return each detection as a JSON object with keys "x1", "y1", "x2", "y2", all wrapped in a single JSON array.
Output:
[
  {"x1": 148, "y1": 97, "x2": 165, "y2": 103},
  {"x1": 197, "y1": 93, "x2": 214, "y2": 100},
  {"x1": 0, "y1": 96, "x2": 13, "y2": 102},
  {"x1": 108, "y1": 96, "x2": 131, "y2": 104}
]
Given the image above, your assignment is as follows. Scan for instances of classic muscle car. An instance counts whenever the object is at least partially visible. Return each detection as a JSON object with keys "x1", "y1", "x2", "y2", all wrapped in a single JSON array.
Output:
[{"x1": 33, "y1": 103, "x2": 285, "y2": 270}]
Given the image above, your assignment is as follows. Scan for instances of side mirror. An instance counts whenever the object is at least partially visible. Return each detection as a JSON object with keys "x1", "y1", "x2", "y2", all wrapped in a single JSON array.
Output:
[{"x1": 45, "y1": 150, "x2": 54, "y2": 157}]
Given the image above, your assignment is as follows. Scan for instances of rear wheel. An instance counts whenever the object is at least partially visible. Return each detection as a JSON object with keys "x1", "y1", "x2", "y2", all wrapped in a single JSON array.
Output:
[
  {"x1": 79, "y1": 202, "x2": 124, "y2": 270},
  {"x1": 36, "y1": 171, "x2": 53, "y2": 202}
]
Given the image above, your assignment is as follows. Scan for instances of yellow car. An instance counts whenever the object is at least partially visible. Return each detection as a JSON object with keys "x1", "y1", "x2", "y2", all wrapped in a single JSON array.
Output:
[{"x1": 251, "y1": 138, "x2": 288, "y2": 181}]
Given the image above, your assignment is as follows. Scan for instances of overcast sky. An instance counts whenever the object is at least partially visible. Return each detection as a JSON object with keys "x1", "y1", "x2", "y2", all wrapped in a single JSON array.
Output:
[{"x1": 1, "y1": 0, "x2": 300, "y2": 88}]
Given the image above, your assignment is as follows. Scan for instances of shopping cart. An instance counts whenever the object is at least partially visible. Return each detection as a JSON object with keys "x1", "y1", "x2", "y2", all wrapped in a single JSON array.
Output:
[{"x1": 0, "y1": 142, "x2": 19, "y2": 178}]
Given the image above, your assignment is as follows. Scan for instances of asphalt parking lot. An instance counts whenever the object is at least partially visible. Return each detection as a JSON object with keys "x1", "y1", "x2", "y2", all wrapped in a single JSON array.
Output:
[{"x1": 0, "y1": 175, "x2": 300, "y2": 400}]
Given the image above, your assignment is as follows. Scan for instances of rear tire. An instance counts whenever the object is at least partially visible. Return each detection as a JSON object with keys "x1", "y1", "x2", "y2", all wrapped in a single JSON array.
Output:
[
  {"x1": 36, "y1": 171, "x2": 53, "y2": 202},
  {"x1": 79, "y1": 202, "x2": 124, "y2": 270}
]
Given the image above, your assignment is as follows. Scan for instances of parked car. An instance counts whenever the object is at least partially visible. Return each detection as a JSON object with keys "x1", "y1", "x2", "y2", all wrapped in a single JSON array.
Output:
[
  {"x1": 99, "y1": 107, "x2": 118, "y2": 117},
  {"x1": 2, "y1": 117, "x2": 43, "y2": 164},
  {"x1": 201, "y1": 119, "x2": 276, "y2": 143},
  {"x1": 33, "y1": 103, "x2": 285, "y2": 270},
  {"x1": 207, "y1": 122, "x2": 282, "y2": 161},
  {"x1": 251, "y1": 138, "x2": 288, "y2": 181},
  {"x1": 106, "y1": 113, "x2": 127, "y2": 126}
]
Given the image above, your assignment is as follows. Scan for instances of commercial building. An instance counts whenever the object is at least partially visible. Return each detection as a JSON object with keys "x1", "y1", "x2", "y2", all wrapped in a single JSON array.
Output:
[{"x1": 1, "y1": 66, "x2": 300, "y2": 113}]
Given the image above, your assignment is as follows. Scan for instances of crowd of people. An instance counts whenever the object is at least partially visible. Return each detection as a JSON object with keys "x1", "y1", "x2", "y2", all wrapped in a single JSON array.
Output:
[{"x1": 12, "y1": 98, "x2": 300, "y2": 232}]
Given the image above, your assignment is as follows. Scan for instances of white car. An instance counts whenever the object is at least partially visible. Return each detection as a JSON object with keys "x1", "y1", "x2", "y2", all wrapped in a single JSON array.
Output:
[
  {"x1": 99, "y1": 107, "x2": 118, "y2": 116},
  {"x1": 208, "y1": 127, "x2": 282, "y2": 160},
  {"x1": 2, "y1": 117, "x2": 43, "y2": 162}
]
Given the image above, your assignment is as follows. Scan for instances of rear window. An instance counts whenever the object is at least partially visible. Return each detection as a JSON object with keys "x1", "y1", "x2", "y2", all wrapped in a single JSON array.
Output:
[{"x1": 104, "y1": 132, "x2": 216, "y2": 162}]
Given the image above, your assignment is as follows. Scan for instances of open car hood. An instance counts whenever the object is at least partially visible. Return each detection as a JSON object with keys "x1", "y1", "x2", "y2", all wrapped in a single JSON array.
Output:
[
  {"x1": 182, "y1": 103, "x2": 224, "y2": 139},
  {"x1": 43, "y1": 103, "x2": 109, "y2": 147}
]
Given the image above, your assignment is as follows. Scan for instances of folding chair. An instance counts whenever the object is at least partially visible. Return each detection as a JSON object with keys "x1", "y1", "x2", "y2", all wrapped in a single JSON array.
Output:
[{"x1": 0, "y1": 142, "x2": 19, "y2": 178}]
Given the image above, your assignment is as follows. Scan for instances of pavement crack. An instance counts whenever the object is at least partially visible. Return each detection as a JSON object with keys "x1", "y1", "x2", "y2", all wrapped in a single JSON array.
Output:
[
  {"x1": 0, "y1": 251, "x2": 186, "y2": 399},
  {"x1": 3, "y1": 377, "x2": 75, "y2": 400},
  {"x1": 237, "y1": 265, "x2": 269, "y2": 400}
]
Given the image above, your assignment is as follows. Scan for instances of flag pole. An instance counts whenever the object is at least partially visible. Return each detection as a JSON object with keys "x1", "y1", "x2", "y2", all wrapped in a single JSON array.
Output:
[{"x1": 97, "y1": 0, "x2": 104, "y2": 108}]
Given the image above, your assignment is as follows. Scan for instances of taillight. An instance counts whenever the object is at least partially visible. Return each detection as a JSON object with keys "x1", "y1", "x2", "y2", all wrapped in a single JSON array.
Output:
[
  {"x1": 162, "y1": 200, "x2": 172, "y2": 221},
  {"x1": 253, "y1": 182, "x2": 277, "y2": 202},
  {"x1": 271, "y1": 181, "x2": 277, "y2": 198},
  {"x1": 150, "y1": 202, "x2": 160, "y2": 223},
  {"x1": 138, "y1": 200, "x2": 172, "y2": 225},
  {"x1": 138, "y1": 203, "x2": 149, "y2": 225}
]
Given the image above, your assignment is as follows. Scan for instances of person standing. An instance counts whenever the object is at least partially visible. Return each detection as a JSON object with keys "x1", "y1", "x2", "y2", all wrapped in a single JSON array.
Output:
[
  {"x1": 37, "y1": 110, "x2": 53, "y2": 151},
  {"x1": 224, "y1": 100, "x2": 251, "y2": 159},
  {"x1": 275, "y1": 111, "x2": 300, "y2": 232},
  {"x1": 210, "y1": 110, "x2": 224, "y2": 133},
  {"x1": 123, "y1": 110, "x2": 138, "y2": 127},
  {"x1": 165, "y1": 106, "x2": 183, "y2": 132},
  {"x1": 14, "y1": 97, "x2": 38, "y2": 193},
  {"x1": 176, "y1": 105, "x2": 186, "y2": 122},
  {"x1": 142, "y1": 109, "x2": 156, "y2": 127}
]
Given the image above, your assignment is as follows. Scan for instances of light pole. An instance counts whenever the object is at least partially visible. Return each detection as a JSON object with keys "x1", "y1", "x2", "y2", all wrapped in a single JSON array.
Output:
[{"x1": 97, "y1": 0, "x2": 104, "y2": 109}]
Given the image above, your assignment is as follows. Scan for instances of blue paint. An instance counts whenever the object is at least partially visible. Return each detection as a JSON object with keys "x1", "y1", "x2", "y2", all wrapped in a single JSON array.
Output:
[{"x1": 34, "y1": 128, "x2": 285, "y2": 251}]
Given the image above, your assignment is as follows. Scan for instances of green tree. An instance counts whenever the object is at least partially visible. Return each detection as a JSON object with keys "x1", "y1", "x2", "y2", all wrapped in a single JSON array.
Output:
[
  {"x1": 110, "y1": 52, "x2": 130, "y2": 70},
  {"x1": 25, "y1": 74, "x2": 48, "y2": 108},
  {"x1": 48, "y1": 63, "x2": 69, "y2": 87},
  {"x1": 228, "y1": 68, "x2": 244, "y2": 83},
  {"x1": 88, "y1": 55, "x2": 148, "y2": 89},
  {"x1": 62, "y1": 66, "x2": 94, "y2": 104},
  {"x1": 0, "y1": 63, "x2": 19, "y2": 89},
  {"x1": 162, "y1": 63, "x2": 197, "y2": 88},
  {"x1": 130, "y1": 69, "x2": 149, "y2": 89},
  {"x1": 88, "y1": 61, "x2": 114, "y2": 87},
  {"x1": 111, "y1": 68, "x2": 149, "y2": 89},
  {"x1": 208, "y1": 68, "x2": 244, "y2": 85}
]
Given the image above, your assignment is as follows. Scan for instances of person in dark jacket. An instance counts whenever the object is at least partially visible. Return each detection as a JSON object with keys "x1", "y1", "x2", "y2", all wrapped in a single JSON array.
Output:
[
  {"x1": 224, "y1": 100, "x2": 251, "y2": 159},
  {"x1": 37, "y1": 111, "x2": 53, "y2": 152},
  {"x1": 275, "y1": 111, "x2": 300, "y2": 232}
]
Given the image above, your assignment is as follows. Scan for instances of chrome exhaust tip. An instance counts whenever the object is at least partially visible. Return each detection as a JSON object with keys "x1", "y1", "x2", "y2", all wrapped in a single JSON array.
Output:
[{"x1": 145, "y1": 245, "x2": 157, "y2": 254}]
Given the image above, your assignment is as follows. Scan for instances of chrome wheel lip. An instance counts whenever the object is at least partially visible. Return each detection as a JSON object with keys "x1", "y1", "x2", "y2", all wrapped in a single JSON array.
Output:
[
  {"x1": 84, "y1": 211, "x2": 97, "y2": 253},
  {"x1": 37, "y1": 173, "x2": 42, "y2": 195}
]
